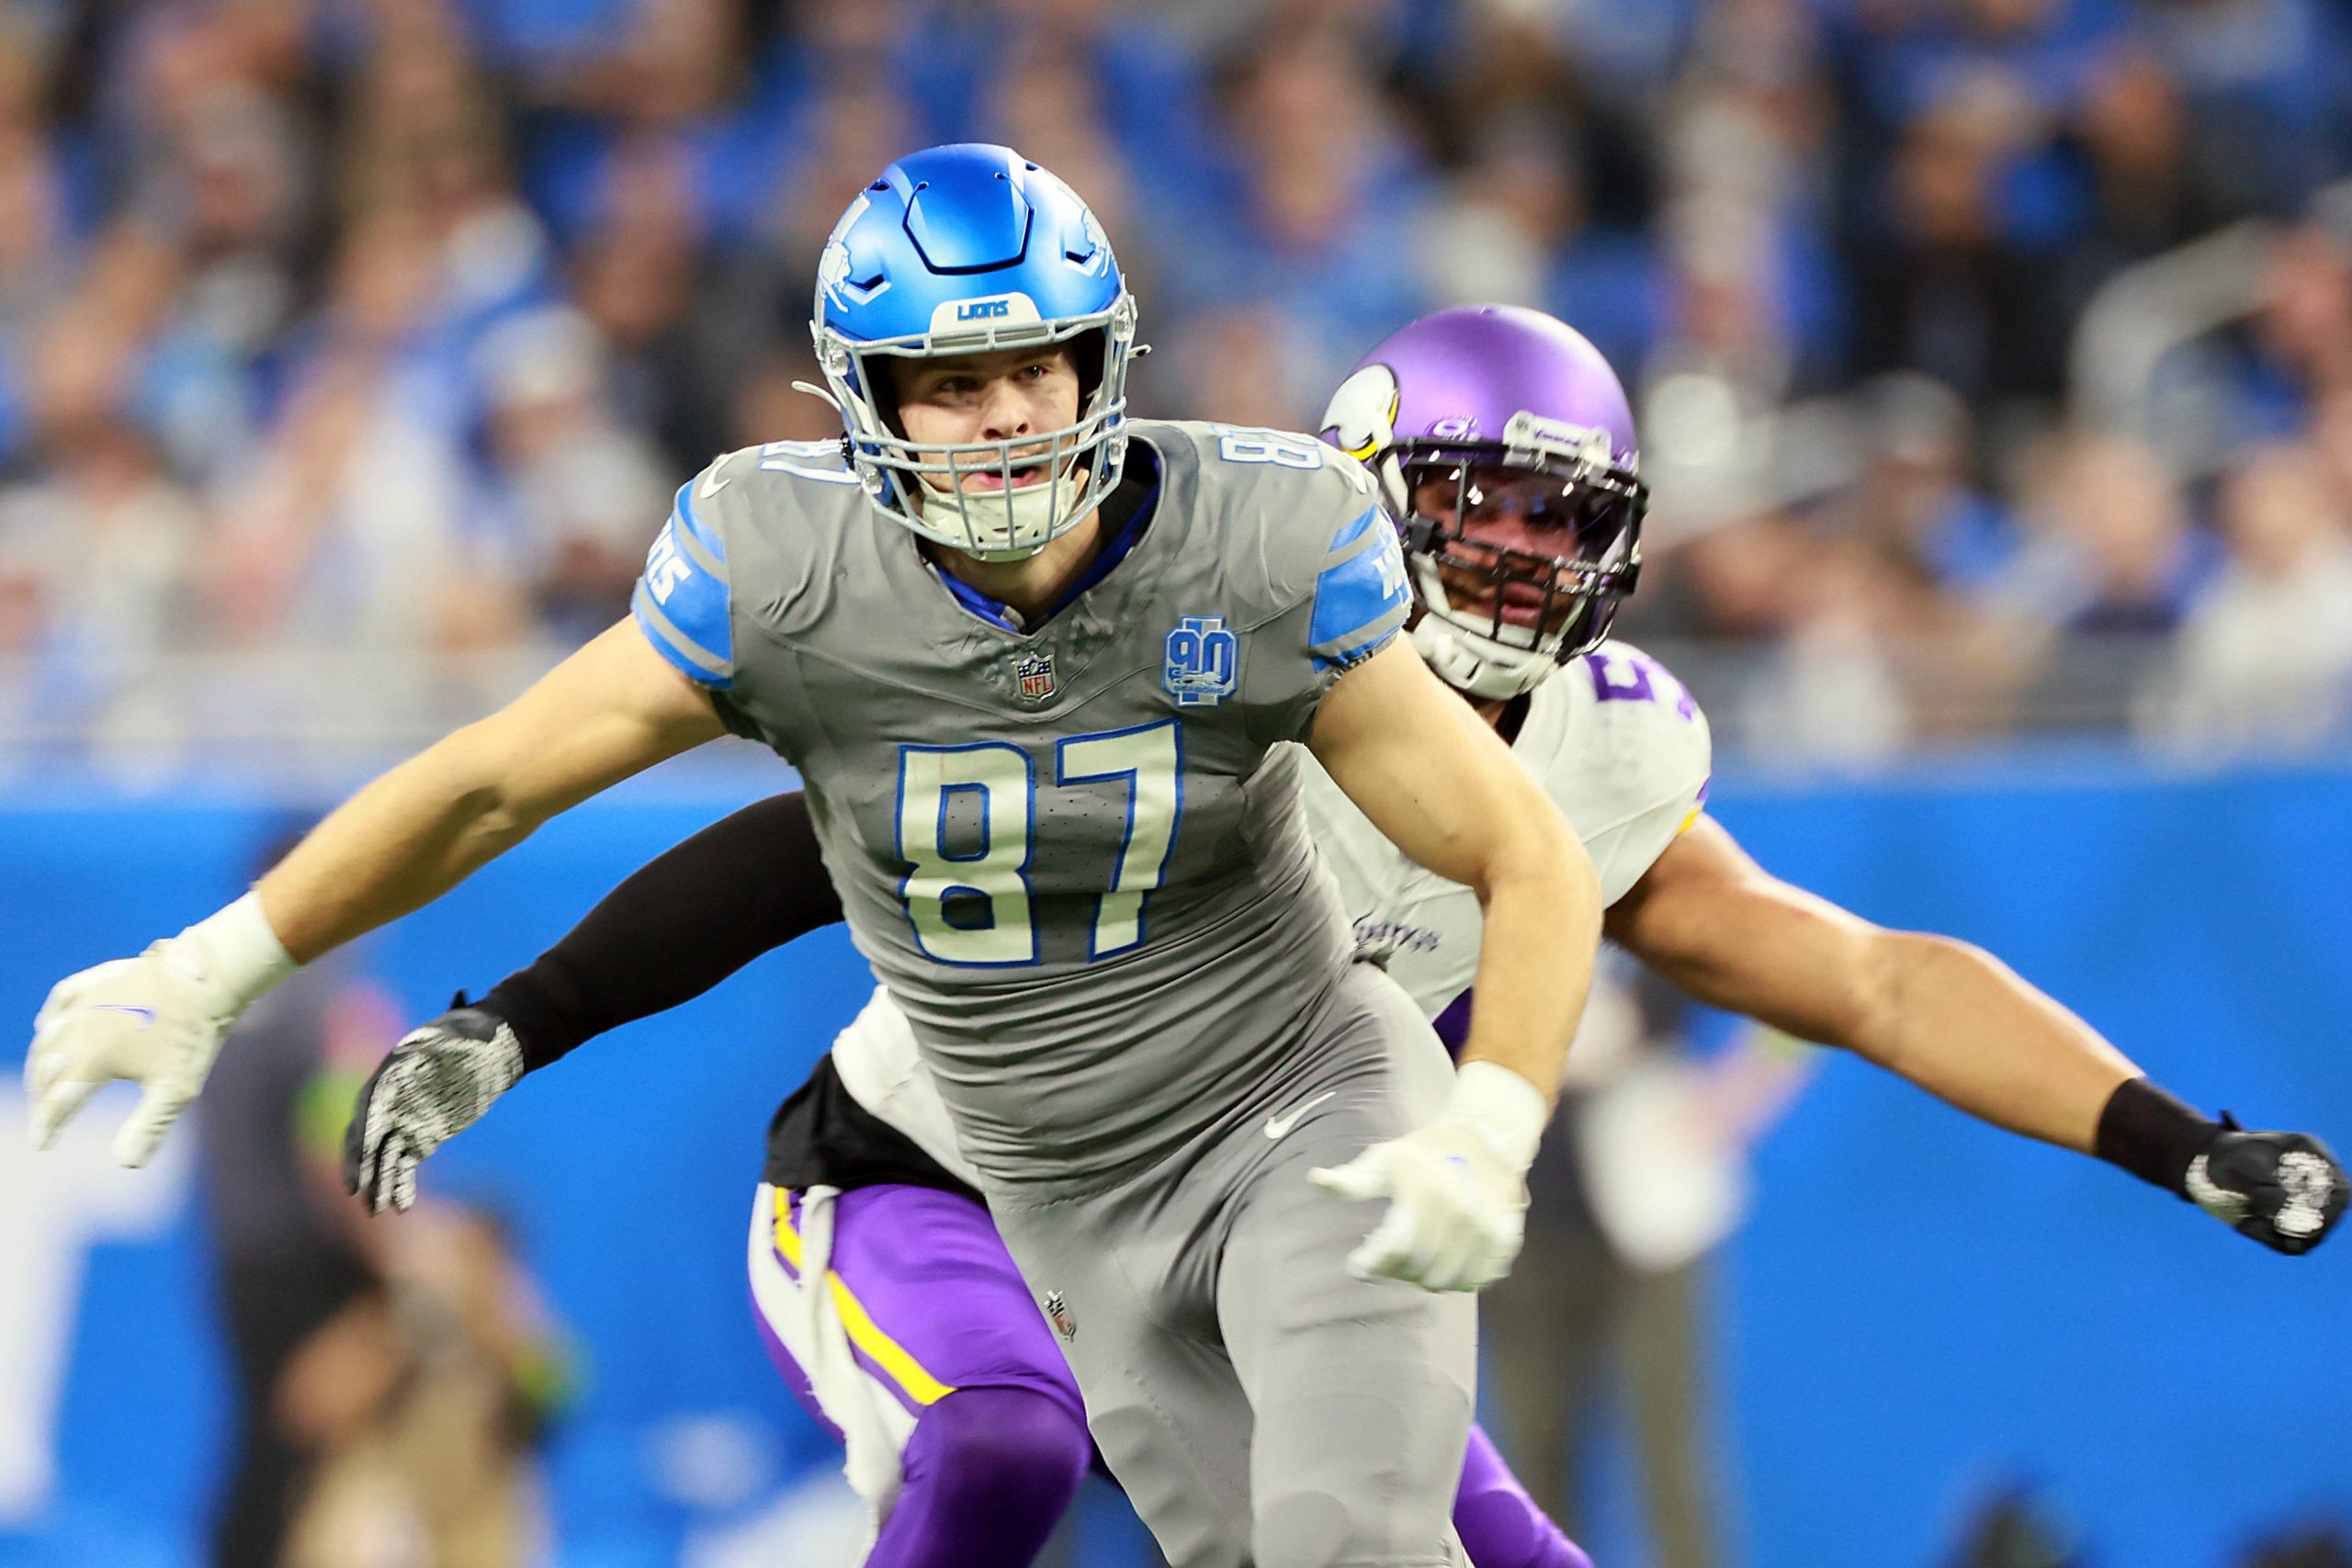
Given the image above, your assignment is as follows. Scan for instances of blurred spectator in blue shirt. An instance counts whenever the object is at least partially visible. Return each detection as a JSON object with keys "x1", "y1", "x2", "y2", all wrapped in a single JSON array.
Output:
[
  {"x1": 2052, "y1": 40, "x2": 2246, "y2": 321},
  {"x1": 1166, "y1": 28, "x2": 1430, "y2": 390},
  {"x1": 1988, "y1": 429, "x2": 2211, "y2": 729},
  {"x1": 336, "y1": 30, "x2": 555, "y2": 381},
  {"x1": 1849, "y1": 87, "x2": 2068, "y2": 409},
  {"x1": 2132, "y1": 0, "x2": 2333, "y2": 219},
  {"x1": 567, "y1": 139, "x2": 728, "y2": 476},
  {"x1": 1842, "y1": 371, "x2": 2019, "y2": 589},
  {"x1": 1996, "y1": 429, "x2": 2205, "y2": 634},
  {"x1": 202, "y1": 209, "x2": 517, "y2": 660},
  {"x1": 136, "y1": 83, "x2": 320, "y2": 485},
  {"x1": 1415, "y1": 118, "x2": 1666, "y2": 373}
]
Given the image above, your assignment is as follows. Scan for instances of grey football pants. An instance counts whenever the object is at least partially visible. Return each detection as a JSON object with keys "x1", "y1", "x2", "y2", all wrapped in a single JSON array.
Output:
[{"x1": 989, "y1": 964, "x2": 1476, "y2": 1568}]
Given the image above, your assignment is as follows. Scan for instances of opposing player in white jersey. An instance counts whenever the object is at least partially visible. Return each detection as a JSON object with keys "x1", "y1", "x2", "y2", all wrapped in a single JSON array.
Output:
[
  {"x1": 1309, "y1": 306, "x2": 2335, "y2": 1262},
  {"x1": 341, "y1": 306, "x2": 2340, "y2": 1568},
  {"x1": 27, "y1": 151, "x2": 1606, "y2": 1568}
]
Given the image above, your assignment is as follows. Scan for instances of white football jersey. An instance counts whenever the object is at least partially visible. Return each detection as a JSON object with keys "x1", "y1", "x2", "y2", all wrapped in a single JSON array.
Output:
[
  {"x1": 1301, "y1": 639, "x2": 1712, "y2": 1021},
  {"x1": 827, "y1": 640, "x2": 1713, "y2": 1187}
]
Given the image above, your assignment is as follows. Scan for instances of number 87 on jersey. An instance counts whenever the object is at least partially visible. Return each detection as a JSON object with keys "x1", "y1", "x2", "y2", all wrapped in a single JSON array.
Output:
[{"x1": 895, "y1": 720, "x2": 1184, "y2": 967}]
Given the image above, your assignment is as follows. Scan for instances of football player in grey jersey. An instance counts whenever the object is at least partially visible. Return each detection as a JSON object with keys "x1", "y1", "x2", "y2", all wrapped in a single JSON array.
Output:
[
  {"x1": 338, "y1": 303, "x2": 2342, "y2": 1568},
  {"x1": 25, "y1": 147, "x2": 1602, "y2": 1568}
]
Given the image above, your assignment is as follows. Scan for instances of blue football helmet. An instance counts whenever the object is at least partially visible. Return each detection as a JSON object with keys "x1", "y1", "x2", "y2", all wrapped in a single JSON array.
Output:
[{"x1": 812, "y1": 144, "x2": 1138, "y2": 559}]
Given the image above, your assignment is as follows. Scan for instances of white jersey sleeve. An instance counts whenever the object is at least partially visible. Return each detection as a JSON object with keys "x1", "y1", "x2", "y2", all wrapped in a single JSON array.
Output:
[
  {"x1": 1298, "y1": 639, "x2": 1713, "y2": 1021},
  {"x1": 1533, "y1": 641, "x2": 1713, "y2": 905}
]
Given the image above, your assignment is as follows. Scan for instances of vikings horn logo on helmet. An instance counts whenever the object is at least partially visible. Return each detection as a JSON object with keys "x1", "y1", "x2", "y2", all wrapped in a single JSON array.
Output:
[{"x1": 1321, "y1": 363, "x2": 1401, "y2": 462}]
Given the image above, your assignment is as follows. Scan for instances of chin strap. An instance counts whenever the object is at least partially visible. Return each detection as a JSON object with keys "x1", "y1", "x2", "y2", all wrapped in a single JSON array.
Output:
[{"x1": 1411, "y1": 616, "x2": 1555, "y2": 701}]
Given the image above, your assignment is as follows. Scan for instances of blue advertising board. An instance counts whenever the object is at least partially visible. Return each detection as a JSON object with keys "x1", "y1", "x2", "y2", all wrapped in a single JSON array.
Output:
[{"x1": 1, "y1": 752, "x2": 2346, "y2": 1567}]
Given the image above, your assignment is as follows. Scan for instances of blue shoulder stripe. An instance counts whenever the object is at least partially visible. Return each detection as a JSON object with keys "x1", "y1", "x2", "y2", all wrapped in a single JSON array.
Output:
[
  {"x1": 1326, "y1": 502, "x2": 1381, "y2": 555},
  {"x1": 632, "y1": 507, "x2": 734, "y2": 689},
  {"x1": 1308, "y1": 505, "x2": 1409, "y2": 672},
  {"x1": 670, "y1": 481, "x2": 729, "y2": 579}
]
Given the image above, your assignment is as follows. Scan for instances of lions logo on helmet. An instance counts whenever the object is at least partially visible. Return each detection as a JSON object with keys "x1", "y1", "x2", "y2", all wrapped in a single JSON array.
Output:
[
  {"x1": 817, "y1": 238, "x2": 854, "y2": 311},
  {"x1": 816, "y1": 196, "x2": 875, "y2": 313},
  {"x1": 1071, "y1": 206, "x2": 1114, "y2": 277},
  {"x1": 1321, "y1": 363, "x2": 1400, "y2": 463}
]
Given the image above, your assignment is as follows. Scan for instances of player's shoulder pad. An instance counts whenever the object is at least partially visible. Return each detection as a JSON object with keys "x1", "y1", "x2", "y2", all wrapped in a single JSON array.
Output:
[
  {"x1": 1306, "y1": 494, "x2": 1410, "y2": 673},
  {"x1": 632, "y1": 449, "x2": 750, "y2": 690},
  {"x1": 631, "y1": 441, "x2": 865, "y2": 688},
  {"x1": 1529, "y1": 639, "x2": 1713, "y2": 830},
  {"x1": 1142, "y1": 421, "x2": 1406, "y2": 671}
]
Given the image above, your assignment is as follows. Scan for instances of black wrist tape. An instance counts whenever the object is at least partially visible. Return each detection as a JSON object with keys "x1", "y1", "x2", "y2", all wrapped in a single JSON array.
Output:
[
  {"x1": 478, "y1": 969, "x2": 582, "y2": 1074},
  {"x1": 2095, "y1": 1077, "x2": 2221, "y2": 1197}
]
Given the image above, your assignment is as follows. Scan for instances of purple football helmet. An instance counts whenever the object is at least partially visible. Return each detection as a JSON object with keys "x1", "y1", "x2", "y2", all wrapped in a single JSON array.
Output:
[{"x1": 1319, "y1": 304, "x2": 1645, "y2": 699}]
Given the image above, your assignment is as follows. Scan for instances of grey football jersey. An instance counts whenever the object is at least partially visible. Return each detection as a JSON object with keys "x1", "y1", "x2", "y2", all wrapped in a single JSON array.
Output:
[{"x1": 631, "y1": 421, "x2": 1411, "y2": 1187}]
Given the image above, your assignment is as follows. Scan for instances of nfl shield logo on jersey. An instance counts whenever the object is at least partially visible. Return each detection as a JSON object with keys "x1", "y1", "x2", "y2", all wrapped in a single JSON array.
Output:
[
  {"x1": 1013, "y1": 650, "x2": 1058, "y2": 703},
  {"x1": 1164, "y1": 615, "x2": 1239, "y2": 706},
  {"x1": 1044, "y1": 1290, "x2": 1078, "y2": 1342}
]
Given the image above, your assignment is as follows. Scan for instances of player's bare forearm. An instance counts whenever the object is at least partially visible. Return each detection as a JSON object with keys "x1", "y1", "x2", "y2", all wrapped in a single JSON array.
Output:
[
  {"x1": 1305, "y1": 639, "x2": 1595, "y2": 1289},
  {"x1": 1608, "y1": 817, "x2": 2136, "y2": 1151},
  {"x1": 1454, "y1": 828, "x2": 1598, "y2": 1103},
  {"x1": 261, "y1": 621, "x2": 728, "y2": 961},
  {"x1": 259, "y1": 731, "x2": 555, "y2": 960},
  {"x1": 1309, "y1": 637, "x2": 1600, "y2": 1101}
]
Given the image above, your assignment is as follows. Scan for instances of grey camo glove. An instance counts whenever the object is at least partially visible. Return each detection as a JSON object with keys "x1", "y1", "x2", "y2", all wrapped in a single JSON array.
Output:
[{"x1": 343, "y1": 1005, "x2": 525, "y2": 1214}]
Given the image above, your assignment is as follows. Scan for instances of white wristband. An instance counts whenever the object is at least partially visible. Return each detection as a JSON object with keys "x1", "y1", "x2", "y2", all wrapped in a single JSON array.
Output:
[
  {"x1": 1450, "y1": 1059, "x2": 1551, "y2": 1175},
  {"x1": 170, "y1": 890, "x2": 300, "y2": 1008}
]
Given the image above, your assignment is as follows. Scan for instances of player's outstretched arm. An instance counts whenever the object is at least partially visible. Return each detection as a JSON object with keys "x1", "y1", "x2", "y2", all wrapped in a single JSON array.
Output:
[
  {"x1": 1606, "y1": 814, "x2": 2346, "y2": 1254},
  {"x1": 345, "y1": 792, "x2": 845, "y2": 1212},
  {"x1": 1303, "y1": 637, "x2": 1604, "y2": 1291},
  {"x1": 28, "y1": 620, "x2": 728, "y2": 1168},
  {"x1": 260, "y1": 621, "x2": 729, "y2": 959}
]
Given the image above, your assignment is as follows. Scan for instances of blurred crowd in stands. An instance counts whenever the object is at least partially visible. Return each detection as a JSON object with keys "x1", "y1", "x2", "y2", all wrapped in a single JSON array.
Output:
[{"x1": 5, "y1": 0, "x2": 2352, "y2": 769}]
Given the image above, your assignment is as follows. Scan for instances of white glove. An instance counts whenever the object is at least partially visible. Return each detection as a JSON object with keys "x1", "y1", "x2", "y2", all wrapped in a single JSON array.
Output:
[
  {"x1": 25, "y1": 893, "x2": 297, "y2": 1167},
  {"x1": 1309, "y1": 1060, "x2": 1550, "y2": 1292}
]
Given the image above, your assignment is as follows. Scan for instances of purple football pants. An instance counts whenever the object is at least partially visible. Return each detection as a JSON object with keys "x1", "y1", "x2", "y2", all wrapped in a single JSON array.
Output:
[{"x1": 748, "y1": 1181, "x2": 1589, "y2": 1568}]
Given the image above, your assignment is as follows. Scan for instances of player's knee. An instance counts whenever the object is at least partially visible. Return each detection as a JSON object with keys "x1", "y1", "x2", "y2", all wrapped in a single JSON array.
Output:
[
  {"x1": 910, "y1": 1385, "x2": 1090, "y2": 1522},
  {"x1": 1453, "y1": 1488, "x2": 1592, "y2": 1568},
  {"x1": 1254, "y1": 1489, "x2": 1356, "y2": 1568},
  {"x1": 1258, "y1": 1486, "x2": 1478, "y2": 1568}
]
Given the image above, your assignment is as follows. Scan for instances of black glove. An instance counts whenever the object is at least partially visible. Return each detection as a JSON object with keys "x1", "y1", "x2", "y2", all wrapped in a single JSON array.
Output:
[
  {"x1": 2096, "y1": 1078, "x2": 2345, "y2": 1256},
  {"x1": 342, "y1": 1002, "x2": 525, "y2": 1215},
  {"x1": 2183, "y1": 1119, "x2": 2346, "y2": 1257}
]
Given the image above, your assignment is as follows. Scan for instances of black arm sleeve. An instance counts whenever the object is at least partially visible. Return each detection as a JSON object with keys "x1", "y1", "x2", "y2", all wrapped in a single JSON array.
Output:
[{"x1": 479, "y1": 792, "x2": 845, "y2": 1072}]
